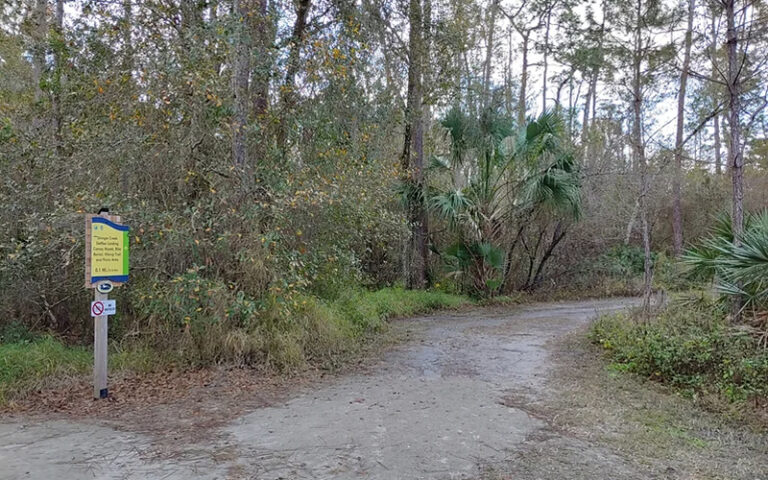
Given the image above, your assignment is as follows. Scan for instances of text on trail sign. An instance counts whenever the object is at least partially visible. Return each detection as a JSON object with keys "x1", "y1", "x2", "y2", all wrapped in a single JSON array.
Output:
[
  {"x1": 89, "y1": 217, "x2": 129, "y2": 284},
  {"x1": 91, "y1": 299, "x2": 116, "y2": 317}
]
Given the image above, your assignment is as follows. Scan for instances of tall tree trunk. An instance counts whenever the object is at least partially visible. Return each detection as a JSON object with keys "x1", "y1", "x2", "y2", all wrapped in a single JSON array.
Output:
[
  {"x1": 482, "y1": 0, "x2": 499, "y2": 108},
  {"x1": 251, "y1": 0, "x2": 272, "y2": 166},
  {"x1": 453, "y1": 0, "x2": 465, "y2": 108},
  {"x1": 541, "y1": 9, "x2": 551, "y2": 113},
  {"x1": 567, "y1": 76, "x2": 574, "y2": 137},
  {"x1": 403, "y1": 0, "x2": 428, "y2": 289},
  {"x1": 423, "y1": 0, "x2": 433, "y2": 126},
  {"x1": 714, "y1": 115, "x2": 723, "y2": 174},
  {"x1": 455, "y1": 48, "x2": 463, "y2": 109},
  {"x1": 555, "y1": 71, "x2": 570, "y2": 109},
  {"x1": 28, "y1": 0, "x2": 47, "y2": 104},
  {"x1": 640, "y1": 201, "x2": 653, "y2": 310},
  {"x1": 122, "y1": 0, "x2": 134, "y2": 76},
  {"x1": 276, "y1": 0, "x2": 311, "y2": 154},
  {"x1": 725, "y1": 0, "x2": 744, "y2": 318},
  {"x1": 631, "y1": 0, "x2": 653, "y2": 312},
  {"x1": 505, "y1": 25, "x2": 514, "y2": 114},
  {"x1": 518, "y1": 32, "x2": 529, "y2": 126},
  {"x1": 281, "y1": 0, "x2": 311, "y2": 97},
  {"x1": 581, "y1": 8, "x2": 604, "y2": 148},
  {"x1": 231, "y1": 0, "x2": 251, "y2": 174},
  {"x1": 711, "y1": 13, "x2": 723, "y2": 174},
  {"x1": 463, "y1": 51, "x2": 476, "y2": 118},
  {"x1": 625, "y1": 197, "x2": 640, "y2": 245},
  {"x1": 672, "y1": 0, "x2": 694, "y2": 256},
  {"x1": 52, "y1": 0, "x2": 64, "y2": 157},
  {"x1": 581, "y1": 79, "x2": 593, "y2": 146}
]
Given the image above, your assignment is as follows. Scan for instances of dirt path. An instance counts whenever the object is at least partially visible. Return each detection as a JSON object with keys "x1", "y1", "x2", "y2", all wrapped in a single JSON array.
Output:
[{"x1": 1, "y1": 298, "x2": 765, "y2": 479}]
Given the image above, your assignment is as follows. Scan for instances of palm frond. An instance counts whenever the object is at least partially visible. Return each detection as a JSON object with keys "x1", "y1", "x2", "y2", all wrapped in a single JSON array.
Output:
[
  {"x1": 681, "y1": 237, "x2": 728, "y2": 278},
  {"x1": 684, "y1": 209, "x2": 768, "y2": 310},
  {"x1": 441, "y1": 107, "x2": 479, "y2": 168},
  {"x1": 519, "y1": 152, "x2": 581, "y2": 218},
  {"x1": 393, "y1": 180, "x2": 424, "y2": 209},
  {"x1": 429, "y1": 189, "x2": 473, "y2": 224},
  {"x1": 475, "y1": 242, "x2": 505, "y2": 270},
  {"x1": 428, "y1": 155, "x2": 452, "y2": 172}
]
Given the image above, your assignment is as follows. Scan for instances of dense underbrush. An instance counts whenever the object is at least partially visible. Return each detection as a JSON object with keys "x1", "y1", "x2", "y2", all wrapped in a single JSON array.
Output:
[
  {"x1": 0, "y1": 287, "x2": 467, "y2": 405},
  {"x1": 590, "y1": 297, "x2": 768, "y2": 403}
]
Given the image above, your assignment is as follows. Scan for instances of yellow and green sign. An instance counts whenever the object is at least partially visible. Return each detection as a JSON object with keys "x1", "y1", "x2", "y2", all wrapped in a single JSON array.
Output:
[{"x1": 89, "y1": 217, "x2": 129, "y2": 283}]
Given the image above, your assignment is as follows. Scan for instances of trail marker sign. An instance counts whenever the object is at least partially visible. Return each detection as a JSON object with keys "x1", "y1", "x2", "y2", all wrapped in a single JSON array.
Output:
[
  {"x1": 96, "y1": 281, "x2": 114, "y2": 294},
  {"x1": 85, "y1": 215, "x2": 129, "y2": 287},
  {"x1": 85, "y1": 212, "x2": 129, "y2": 400}
]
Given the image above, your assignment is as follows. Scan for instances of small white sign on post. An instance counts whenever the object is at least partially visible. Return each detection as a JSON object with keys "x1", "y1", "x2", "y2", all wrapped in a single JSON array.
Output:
[{"x1": 90, "y1": 300, "x2": 116, "y2": 317}]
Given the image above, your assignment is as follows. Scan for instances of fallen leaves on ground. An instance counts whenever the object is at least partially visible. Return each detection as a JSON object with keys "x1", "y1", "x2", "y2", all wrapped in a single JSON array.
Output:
[{"x1": 0, "y1": 367, "x2": 314, "y2": 446}]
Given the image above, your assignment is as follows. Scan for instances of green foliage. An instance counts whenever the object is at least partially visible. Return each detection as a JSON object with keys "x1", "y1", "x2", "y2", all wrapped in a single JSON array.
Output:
[
  {"x1": 652, "y1": 253, "x2": 696, "y2": 292},
  {"x1": 338, "y1": 287, "x2": 467, "y2": 324},
  {"x1": 0, "y1": 337, "x2": 90, "y2": 404},
  {"x1": 0, "y1": 322, "x2": 40, "y2": 344},
  {"x1": 683, "y1": 211, "x2": 768, "y2": 311},
  {"x1": 0, "y1": 117, "x2": 14, "y2": 144},
  {"x1": 0, "y1": 287, "x2": 468, "y2": 404},
  {"x1": 0, "y1": 336, "x2": 155, "y2": 405},
  {"x1": 3, "y1": 0, "x2": 764, "y2": 411},
  {"x1": 598, "y1": 245, "x2": 654, "y2": 277},
  {"x1": 430, "y1": 108, "x2": 581, "y2": 297},
  {"x1": 586, "y1": 246, "x2": 696, "y2": 294},
  {"x1": 590, "y1": 299, "x2": 768, "y2": 402},
  {"x1": 599, "y1": 245, "x2": 644, "y2": 276},
  {"x1": 429, "y1": 189, "x2": 472, "y2": 227}
]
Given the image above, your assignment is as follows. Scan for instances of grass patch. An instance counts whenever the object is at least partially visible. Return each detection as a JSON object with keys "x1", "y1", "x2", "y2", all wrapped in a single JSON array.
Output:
[
  {"x1": 0, "y1": 337, "x2": 161, "y2": 405},
  {"x1": 0, "y1": 337, "x2": 91, "y2": 404},
  {"x1": 510, "y1": 333, "x2": 768, "y2": 480},
  {"x1": 331, "y1": 287, "x2": 469, "y2": 331},
  {"x1": 589, "y1": 297, "x2": 768, "y2": 404},
  {"x1": 0, "y1": 287, "x2": 469, "y2": 406},
  {"x1": 627, "y1": 407, "x2": 709, "y2": 449}
]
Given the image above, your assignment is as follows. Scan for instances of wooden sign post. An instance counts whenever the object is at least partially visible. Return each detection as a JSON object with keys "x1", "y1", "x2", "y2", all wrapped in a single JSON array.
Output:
[{"x1": 85, "y1": 211, "x2": 129, "y2": 399}]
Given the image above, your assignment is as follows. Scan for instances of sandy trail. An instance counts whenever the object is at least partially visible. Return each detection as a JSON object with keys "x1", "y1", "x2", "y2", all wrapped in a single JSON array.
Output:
[{"x1": 0, "y1": 298, "x2": 642, "y2": 479}]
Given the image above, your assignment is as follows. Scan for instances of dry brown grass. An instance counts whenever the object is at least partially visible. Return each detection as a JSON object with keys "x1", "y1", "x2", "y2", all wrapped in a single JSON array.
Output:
[{"x1": 485, "y1": 330, "x2": 768, "y2": 480}]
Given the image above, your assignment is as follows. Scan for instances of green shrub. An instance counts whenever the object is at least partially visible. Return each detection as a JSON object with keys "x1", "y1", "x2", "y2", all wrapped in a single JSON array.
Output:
[
  {"x1": 547, "y1": 244, "x2": 655, "y2": 299},
  {"x1": 683, "y1": 210, "x2": 768, "y2": 311},
  {"x1": 653, "y1": 253, "x2": 699, "y2": 292},
  {"x1": 0, "y1": 322, "x2": 40, "y2": 344},
  {"x1": 0, "y1": 286, "x2": 468, "y2": 405},
  {"x1": 597, "y1": 245, "x2": 653, "y2": 277},
  {"x1": 125, "y1": 271, "x2": 469, "y2": 370},
  {"x1": 590, "y1": 299, "x2": 768, "y2": 401}
]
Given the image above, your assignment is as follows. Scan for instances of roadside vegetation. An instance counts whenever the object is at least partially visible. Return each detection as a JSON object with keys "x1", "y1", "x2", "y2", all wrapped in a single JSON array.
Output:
[
  {"x1": 591, "y1": 299, "x2": 768, "y2": 404},
  {"x1": 591, "y1": 214, "x2": 768, "y2": 411},
  {"x1": 490, "y1": 324, "x2": 768, "y2": 480},
  {"x1": 1, "y1": 0, "x2": 766, "y2": 413},
  {"x1": 0, "y1": 288, "x2": 469, "y2": 405}
]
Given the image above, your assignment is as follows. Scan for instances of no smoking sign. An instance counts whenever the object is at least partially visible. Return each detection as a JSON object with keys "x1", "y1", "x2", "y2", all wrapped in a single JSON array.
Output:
[{"x1": 91, "y1": 300, "x2": 116, "y2": 317}]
